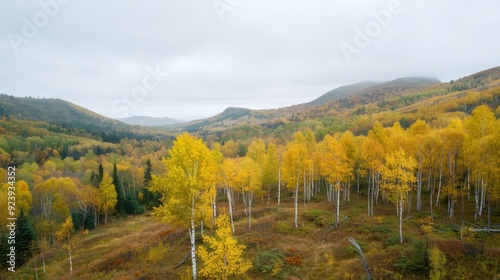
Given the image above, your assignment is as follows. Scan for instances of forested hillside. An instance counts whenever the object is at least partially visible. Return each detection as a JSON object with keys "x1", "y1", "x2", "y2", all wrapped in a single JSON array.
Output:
[
  {"x1": 0, "y1": 67, "x2": 499, "y2": 279},
  {"x1": 173, "y1": 67, "x2": 500, "y2": 137},
  {"x1": 0, "y1": 94, "x2": 173, "y2": 143}
]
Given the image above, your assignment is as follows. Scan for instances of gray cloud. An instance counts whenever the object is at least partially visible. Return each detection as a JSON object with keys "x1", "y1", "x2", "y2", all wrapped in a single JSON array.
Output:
[{"x1": 1, "y1": 0, "x2": 499, "y2": 121}]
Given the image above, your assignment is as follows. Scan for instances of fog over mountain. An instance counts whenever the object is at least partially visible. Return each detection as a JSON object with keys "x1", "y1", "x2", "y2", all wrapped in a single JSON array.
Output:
[{"x1": 2, "y1": 1, "x2": 500, "y2": 120}]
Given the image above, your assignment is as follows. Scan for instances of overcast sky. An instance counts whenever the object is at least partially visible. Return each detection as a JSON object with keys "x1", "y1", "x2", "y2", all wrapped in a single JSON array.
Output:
[{"x1": 1, "y1": 1, "x2": 499, "y2": 121}]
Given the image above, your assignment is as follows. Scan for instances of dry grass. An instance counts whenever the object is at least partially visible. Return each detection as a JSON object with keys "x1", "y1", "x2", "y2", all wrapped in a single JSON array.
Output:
[{"x1": 5, "y1": 192, "x2": 500, "y2": 279}]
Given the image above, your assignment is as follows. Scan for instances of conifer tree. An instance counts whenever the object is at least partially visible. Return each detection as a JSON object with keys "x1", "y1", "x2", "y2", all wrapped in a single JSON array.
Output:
[
  {"x1": 15, "y1": 209, "x2": 36, "y2": 266},
  {"x1": 113, "y1": 164, "x2": 126, "y2": 215},
  {"x1": 144, "y1": 158, "x2": 152, "y2": 186},
  {"x1": 98, "y1": 163, "x2": 104, "y2": 183}
]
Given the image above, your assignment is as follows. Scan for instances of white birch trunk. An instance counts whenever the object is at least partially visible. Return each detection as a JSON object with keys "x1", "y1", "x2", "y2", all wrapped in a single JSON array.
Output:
[
  {"x1": 435, "y1": 162, "x2": 443, "y2": 206},
  {"x1": 399, "y1": 194, "x2": 403, "y2": 243},
  {"x1": 226, "y1": 187, "x2": 235, "y2": 234},
  {"x1": 416, "y1": 165, "x2": 422, "y2": 212},
  {"x1": 69, "y1": 248, "x2": 73, "y2": 278},
  {"x1": 277, "y1": 166, "x2": 281, "y2": 207},
  {"x1": 294, "y1": 183, "x2": 299, "y2": 228},
  {"x1": 367, "y1": 170, "x2": 371, "y2": 217},
  {"x1": 190, "y1": 199, "x2": 197, "y2": 280},
  {"x1": 336, "y1": 182, "x2": 340, "y2": 226}
]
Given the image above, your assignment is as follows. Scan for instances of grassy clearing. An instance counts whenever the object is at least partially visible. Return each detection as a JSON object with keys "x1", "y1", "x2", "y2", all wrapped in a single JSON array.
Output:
[{"x1": 4, "y1": 192, "x2": 500, "y2": 279}]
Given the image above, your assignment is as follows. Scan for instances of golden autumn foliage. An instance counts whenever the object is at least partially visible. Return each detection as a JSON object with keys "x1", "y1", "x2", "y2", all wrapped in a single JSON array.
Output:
[
  {"x1": 198, "y1": 209, "x2": 251, "y2": 280},
  {"x1": 14, "y1": 180, "x2": 32, "y2": 216},
  {"x1": 151, "y1": 132, "x2": 217, "y2": 228},
  {"x1": 99, "y1": 173, "x2": 117, "y2": 224},
  {"x1": 381, "y1": 148, "x2": 417, "y2": 243},
  {"x1": 56, "y1": 216, "x2": 76, "y2": 277},
  {"x1": 147, "y1": 241, "x2": 168, "y2": 263},
  {"x1": 381, "y1": 149, "x2": 417, "y2": 200}
]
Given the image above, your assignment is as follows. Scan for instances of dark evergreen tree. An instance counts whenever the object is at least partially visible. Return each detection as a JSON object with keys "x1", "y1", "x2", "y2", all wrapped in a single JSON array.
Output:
[
  {"x1": 70, "y1": 210, "x2": 83, "y2": 231},
  {"x1": 15, "y1": 209, "x2": 36, "y2": 266},
  {"x1": 113, "y1": 164, "x2": 126, "y2": 216},
  {"x1": 124, "y1": 192, "x2": 145, "y2": 215},
  {"x1": 71, "y1": 210, "x2": 95, "y2": 231},
  {"x1": 144, "y1": 159, "x2": 152, "y2": 186},
  {"x1": 91, "y1": 171, "x2": 99, "y2": 188},
  {"x1": 0, "y1": 233, "x2": 11, "y2": 269},
  {"x1": 98, "y1": 163, "x2": 104, "y2": 183}
]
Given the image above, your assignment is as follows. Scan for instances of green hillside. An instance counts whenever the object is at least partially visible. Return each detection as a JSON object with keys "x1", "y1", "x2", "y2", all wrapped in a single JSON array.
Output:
[{"x1": 0, "y1": 94, "x2": 173, "y2": 144}]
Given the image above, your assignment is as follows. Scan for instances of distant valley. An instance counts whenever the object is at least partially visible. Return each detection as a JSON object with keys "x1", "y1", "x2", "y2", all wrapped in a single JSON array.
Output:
[{"x1": 118, "y1": 116, "x2": 186, "y2": 127}]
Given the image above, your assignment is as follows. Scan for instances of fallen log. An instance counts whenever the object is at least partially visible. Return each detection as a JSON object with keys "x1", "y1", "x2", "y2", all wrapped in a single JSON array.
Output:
[
  {"x1": 173, "y1": 252, "x2": 190, "y2": 269},
  {"x1": 470, "y1": 229, "x2": 500, "y2": 233}
]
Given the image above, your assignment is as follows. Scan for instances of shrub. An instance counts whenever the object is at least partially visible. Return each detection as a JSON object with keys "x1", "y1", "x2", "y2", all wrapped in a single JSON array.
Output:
[
  {"x1": 246, "y1": 234, "x2": 267, "y2": 248},
  {"x1": 386, "y1": 234, "x2": 401, "y2": 247},
  {"x1": 304, "y1": 210, "x2": 333, "y2": 220},
  {"x1": 275, "y1": 222, "x2": 293, "y2": 235},
  {"x1": 253, "y1": 250, "x2": 285, "y2": 273},
  {"x1": 429, "y1": 246, "x2": 447, "y2": 280},
  {"x1": 435, "y1": 239, "x2": 477, "y2": 260},
  {"x1": 285, "y1": 254, "x2": 303, "y2": 267},
  {"x1": 395, "y1": 240, "x2": 428, "y2": 274},
  {"x1": 147, "y1": 241, "x2": 168, "y2": 263},
  {"x1": 304, "y1": 210, "x2": 334, "y2": 227},
  {"x1": 293, "y1": 227, "x2": 310, "y2": 236},
  {"x1": 274, "y1": 222, "x2": 310, "y2": 236},
  {"x1": 374, "y1": 225, "x2": 390, "y2": 238},
  {"x1": 274, "y1": 210, "x2": 289, "y2": 221}
]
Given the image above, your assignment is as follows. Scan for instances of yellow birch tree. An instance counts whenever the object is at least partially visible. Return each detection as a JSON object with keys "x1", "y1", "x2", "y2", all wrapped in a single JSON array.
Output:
[
  {"x1": 319, "y1": 134, "x2": 351, "y2": 226},
  {"x1": 150, "y1": 132, "x2": 217, "y2": 280},
  {"x1": 99, "y1": 173, "x2": 117, "y2": 225},
  {"x1": 198, "y1": 209, "x2": 251, "y2": 280},
  {"x1": 381, "y1": 149, "x2": 416, "y2": 243}
]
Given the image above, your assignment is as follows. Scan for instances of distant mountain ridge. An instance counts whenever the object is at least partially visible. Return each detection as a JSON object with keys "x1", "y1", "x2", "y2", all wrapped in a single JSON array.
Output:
[
  {"x1": 0, "y1": 95, "x2": 121, "y2": 129},
  {"x1": 0, "y1": 94, "x2": 173, "y2": 143},
  {"x1": 118, "y1": 116, "x2": 185, "y2": 127},
  {"x1": 2, "y1": 66, "x2": 498, "y2": 136},
  {"x1": 171, "y1": 68, "x2": 499, "y2": 132},
  {"x1": 309, "y1": 81, "x2": 382, "y2": 105},
  {"x1": 310, "y1": 77, "x2": 441, "y2": 105}
]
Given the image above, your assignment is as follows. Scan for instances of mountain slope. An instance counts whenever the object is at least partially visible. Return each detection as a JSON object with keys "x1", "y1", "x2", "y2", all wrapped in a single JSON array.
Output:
[
  {"x1": 309, "y1": 81, "x2": 381, "y2": 105},
  {"x1": 0, "y1": 95, "x2": 121, "y2": 128},
  {"x1": 0, "y1": 95, "x2": 171, "y2": 142},
  {"x1": 309, "y1": 77, "x2": 440, "y2": 106},
  {"x1": 170, "y1": 68, "x2": 499, "y2": 134}
]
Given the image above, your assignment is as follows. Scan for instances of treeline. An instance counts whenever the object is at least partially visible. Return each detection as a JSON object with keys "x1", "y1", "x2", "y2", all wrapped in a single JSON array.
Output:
[{"x1": 0, "y1": 116, "x2": 174, "y2": 167}]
